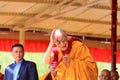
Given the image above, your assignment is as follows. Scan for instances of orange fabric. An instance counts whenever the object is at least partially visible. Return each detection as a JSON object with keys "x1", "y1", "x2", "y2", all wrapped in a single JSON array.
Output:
[
  {"x1": 39, "y1": 72, "x2": 56, "y2": 80},
  {"x1": 55, "y1": 41, "x2": 98, "y2": 80}
]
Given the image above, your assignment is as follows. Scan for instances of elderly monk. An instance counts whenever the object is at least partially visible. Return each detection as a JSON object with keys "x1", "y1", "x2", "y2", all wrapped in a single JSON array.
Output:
[{"x1": 40, "y1": 29, "x2": 98, "y2": 80}]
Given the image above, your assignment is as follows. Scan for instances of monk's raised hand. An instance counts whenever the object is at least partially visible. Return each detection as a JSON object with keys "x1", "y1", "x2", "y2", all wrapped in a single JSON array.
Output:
[{"x1": 50, "y1": 29, "x2": 56, "y2": 46}]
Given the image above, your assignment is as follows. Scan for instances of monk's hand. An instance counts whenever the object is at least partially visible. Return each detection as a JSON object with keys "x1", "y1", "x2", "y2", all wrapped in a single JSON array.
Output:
[
  {"x1": 50, "y1": 29, "x2": 56, "y2": 46},
  {"x1": 49, "y1": 65, "x2": 57, "y2": 77},
  {"x1": 63, "y1": 54, "x2": 70, "y2": 66}
]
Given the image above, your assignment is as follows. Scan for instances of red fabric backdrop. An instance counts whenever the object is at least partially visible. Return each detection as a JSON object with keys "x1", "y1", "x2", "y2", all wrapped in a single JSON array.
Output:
[
  {"x1": 0, "y1": 39, "x2": 120, "y2": 63},
  {"x1": 0, "y1": 39, "x2": 49, "y2": 52}
]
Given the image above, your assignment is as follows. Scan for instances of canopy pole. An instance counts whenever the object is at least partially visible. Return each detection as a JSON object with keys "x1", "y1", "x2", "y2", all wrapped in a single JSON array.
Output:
[
  {"x1": 111, "y1": 0, "x2": 117, "y2": 71},
  {"x1": 19, "y1": 29, "x2": 25, "y2": 46}
]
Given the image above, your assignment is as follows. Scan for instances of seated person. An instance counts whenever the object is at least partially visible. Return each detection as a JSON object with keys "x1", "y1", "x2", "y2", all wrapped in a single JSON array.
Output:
[
  {"x1": 99, "y1": 69, "x2": 111, "y2": 80},
  {"x1": 111, "y1": 70, "x2": 119, "y2": 80}
]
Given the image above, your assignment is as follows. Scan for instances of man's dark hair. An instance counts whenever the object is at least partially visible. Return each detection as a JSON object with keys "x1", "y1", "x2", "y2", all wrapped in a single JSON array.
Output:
[{"x1": 12, "y1": 44, "x2": 24, "y2": 52}]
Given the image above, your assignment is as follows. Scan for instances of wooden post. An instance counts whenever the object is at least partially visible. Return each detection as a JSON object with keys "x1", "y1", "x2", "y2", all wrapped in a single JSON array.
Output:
[
  {"x1": 111, "y1": 0, "x2": 117, "y2": 71},
  {"x1": 19, "y1": 29, "x2": 25, "y2": 46}
]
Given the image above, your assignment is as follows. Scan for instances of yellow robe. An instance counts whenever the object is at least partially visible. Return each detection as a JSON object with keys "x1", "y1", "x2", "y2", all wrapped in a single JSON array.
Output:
[
  {"x1": 56, "y1": 41, "x2": 98, "y2": 80},
  {"x1": 40, "y1": 40, "x2": 98, "y2": 80},
  {"x1": 39, "y1": 72, "x2": 56, "y2": 80}
]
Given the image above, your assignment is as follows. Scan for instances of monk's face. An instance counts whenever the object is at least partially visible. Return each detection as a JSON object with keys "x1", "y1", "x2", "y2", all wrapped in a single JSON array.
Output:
[
  {"x1": 99, "y1": 70, "x2": 111, "y2": 80},
  {"x1": 55, "y1": 33, "x2": 68, "y2": 51}
]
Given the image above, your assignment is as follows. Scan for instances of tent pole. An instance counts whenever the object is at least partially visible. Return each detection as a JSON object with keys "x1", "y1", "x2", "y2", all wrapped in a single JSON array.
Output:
[{"x1": 111, "y1": 0, "x2": 117, "y2": 71}]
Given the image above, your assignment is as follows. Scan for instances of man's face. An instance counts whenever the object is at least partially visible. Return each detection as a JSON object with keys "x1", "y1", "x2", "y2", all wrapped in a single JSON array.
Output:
[
  {"x1": 11, "y1": 46, "x2": 24, "y2": 63},
  {"x1": 55, "y1": 33, "x2": 68, "y2": 51}
]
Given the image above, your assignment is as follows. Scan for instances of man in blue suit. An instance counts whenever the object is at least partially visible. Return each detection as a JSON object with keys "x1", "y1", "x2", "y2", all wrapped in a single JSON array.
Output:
[{"x1": 4, "y1": 44, "x2": 38, "y2": 80}]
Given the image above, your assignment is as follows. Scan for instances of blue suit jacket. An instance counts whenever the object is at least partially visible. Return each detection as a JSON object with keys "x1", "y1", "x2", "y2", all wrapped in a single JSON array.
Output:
[{"x1": 4, "y1": 59, "x2": 38, "y2": 80}]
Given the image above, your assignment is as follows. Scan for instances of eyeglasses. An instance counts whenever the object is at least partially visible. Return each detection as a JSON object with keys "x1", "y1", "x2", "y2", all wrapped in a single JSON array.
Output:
[{"x1": 55, "y1": 38, "x2": 67, "y2": 45}]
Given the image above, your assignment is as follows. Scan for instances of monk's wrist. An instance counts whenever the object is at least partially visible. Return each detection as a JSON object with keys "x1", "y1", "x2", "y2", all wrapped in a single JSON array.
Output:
[{"x1": 49, "y1": 43, "x2": 54, "y2": 47}]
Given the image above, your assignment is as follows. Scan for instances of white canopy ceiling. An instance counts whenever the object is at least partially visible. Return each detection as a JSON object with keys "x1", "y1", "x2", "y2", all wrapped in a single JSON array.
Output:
[{"x1": 0, "y1": 0, "x2": 120, "y2": 39}]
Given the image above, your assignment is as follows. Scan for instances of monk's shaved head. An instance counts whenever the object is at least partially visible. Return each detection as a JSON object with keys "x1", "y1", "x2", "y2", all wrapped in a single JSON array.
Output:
[
  {"x1": 99, "y1": 69, "x2": 111, "y2": 80},
  {"x1": 55, "y1": 29, "x2": 67, "y2": 39}
]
